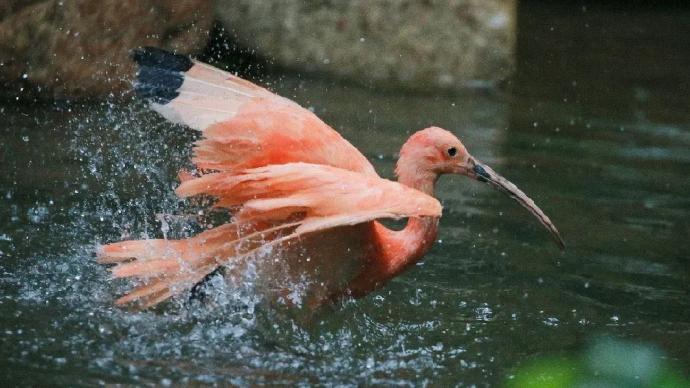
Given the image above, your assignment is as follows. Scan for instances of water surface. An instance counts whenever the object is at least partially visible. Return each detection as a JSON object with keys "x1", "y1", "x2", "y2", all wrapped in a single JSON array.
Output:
[{"x1": 1, "y1": 3, "x2": 689, "y2": 385}]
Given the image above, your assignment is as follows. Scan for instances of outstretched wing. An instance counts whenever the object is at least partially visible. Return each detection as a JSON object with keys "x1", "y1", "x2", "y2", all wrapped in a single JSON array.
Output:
[
  {"x1": 176, "y1": 162, "x2": 442, "y2": 234},
  {"x1": 99, "y1": 163, "x2": 440, "y2": 308},
  {"x1": 132, "y1": 47, "x2": 377, "y2": 176}
]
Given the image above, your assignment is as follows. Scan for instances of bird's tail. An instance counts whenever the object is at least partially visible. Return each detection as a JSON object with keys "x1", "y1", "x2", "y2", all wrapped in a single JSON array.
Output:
[{"x1": 97, "y1": 220, "x2": 298, "y2": 308}]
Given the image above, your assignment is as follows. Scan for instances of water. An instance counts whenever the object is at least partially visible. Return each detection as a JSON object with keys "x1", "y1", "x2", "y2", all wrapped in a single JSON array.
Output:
[{"x1": 1, "y1": 3, "x2": 689, "y2": 386}]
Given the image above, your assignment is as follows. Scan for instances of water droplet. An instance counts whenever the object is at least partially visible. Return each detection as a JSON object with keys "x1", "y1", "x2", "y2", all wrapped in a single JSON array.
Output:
[
  {"x1": 365, "y1": 357, "x2": 375, "y2": 368},
  {"x1": 27, "y1": 206, "x2": 50, "y2": 223},
  {"x1": 474, "y1": 305, "x2": 493, "y2": 321}
]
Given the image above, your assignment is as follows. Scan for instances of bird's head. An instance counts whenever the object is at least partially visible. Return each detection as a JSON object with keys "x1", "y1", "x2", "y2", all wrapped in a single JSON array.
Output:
[{"x1": 397, "y1": 126, "x2": 565, "y2": 249}]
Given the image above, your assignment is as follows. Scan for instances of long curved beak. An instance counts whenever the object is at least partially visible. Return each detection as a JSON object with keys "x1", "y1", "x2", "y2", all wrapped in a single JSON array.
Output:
[{"x1": 468, "y1": 159, "x2": 565, "y2": 250}]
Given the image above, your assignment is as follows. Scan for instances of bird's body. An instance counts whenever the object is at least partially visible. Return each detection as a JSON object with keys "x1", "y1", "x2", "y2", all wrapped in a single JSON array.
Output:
[{"x1": 98, "y1": 48, "x2": 563, "y2": 309}]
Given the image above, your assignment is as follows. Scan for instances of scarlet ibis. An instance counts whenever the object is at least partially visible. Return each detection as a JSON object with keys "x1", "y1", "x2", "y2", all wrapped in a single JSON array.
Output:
[{"x1": 98, "y1": 47, "x2": 564, "y2": 309}]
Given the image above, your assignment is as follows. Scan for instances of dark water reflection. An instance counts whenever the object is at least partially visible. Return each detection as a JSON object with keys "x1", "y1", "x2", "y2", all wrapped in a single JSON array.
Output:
[{"x1": 1, "y1": 3, "x2": 689, "y2": 386}]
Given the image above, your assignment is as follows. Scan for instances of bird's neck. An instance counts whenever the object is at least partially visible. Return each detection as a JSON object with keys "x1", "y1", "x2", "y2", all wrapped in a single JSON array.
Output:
[
  {"x1": 373, "y1": 216, "x2": 439, "y2": 280},
  {"x1": 396, "y1": 159, "x2": 437, "y2": 196},
  {"x1": 374, "y1": 163, "x2": 440, "y2": 276}
]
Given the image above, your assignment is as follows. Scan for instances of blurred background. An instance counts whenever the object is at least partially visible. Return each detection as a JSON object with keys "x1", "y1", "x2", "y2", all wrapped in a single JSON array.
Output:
[{"x1": 0, "y1": 1, "x2": 688, "y2": 386}]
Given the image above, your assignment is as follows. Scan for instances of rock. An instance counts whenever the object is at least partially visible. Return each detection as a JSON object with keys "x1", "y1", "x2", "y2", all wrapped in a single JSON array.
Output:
[
  {"x1": 215, "y1": 0, "x2": 516, "y2": 92},
  {"x1": 0, "y1": 0, "x2": 213, "y2": 98}
]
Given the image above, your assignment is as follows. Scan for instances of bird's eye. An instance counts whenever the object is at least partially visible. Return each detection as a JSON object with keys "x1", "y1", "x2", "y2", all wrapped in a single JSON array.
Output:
[{"x1": 447, "y1": 147, "x2": 457, "y2": 157}]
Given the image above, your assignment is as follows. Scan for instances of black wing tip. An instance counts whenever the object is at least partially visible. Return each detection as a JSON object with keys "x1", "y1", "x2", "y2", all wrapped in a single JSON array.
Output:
[
  {"x1": 131, "y1": 47, "x2": 193, "y2": 104},
  {"x1": 130, "y1": 47, "x2": 193, "y2": 72}
]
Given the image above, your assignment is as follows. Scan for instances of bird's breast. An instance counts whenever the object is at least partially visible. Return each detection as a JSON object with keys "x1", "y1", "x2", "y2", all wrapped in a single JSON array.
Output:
[{"x1": 250, "y1": 222, "x2": 376, "y2": 308}]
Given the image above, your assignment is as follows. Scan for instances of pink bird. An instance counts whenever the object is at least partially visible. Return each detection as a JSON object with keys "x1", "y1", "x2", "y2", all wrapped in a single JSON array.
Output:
[{"x1": 97, "y1": 47, "x2": 564, "y2": 309}]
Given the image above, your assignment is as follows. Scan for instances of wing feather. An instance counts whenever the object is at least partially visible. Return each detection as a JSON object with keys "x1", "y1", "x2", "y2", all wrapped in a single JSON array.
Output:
[
  {"x1": 132, "y1": 48, "x2": 376, "y2": 176},
  {"x1": 176, "y1": 163, "x2": 442, "y2": 234}
]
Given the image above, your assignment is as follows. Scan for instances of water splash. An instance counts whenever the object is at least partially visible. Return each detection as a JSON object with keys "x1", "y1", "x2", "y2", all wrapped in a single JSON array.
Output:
[{"x1": 0, "y1": 100, "x2": 458, "y2": 385}]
